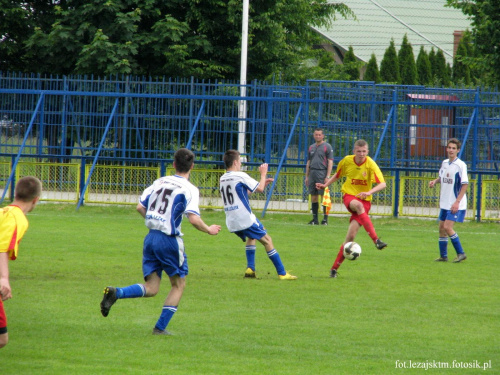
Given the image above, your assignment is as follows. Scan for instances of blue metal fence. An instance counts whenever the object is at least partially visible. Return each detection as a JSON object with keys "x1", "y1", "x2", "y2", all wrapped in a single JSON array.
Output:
[{"x1": 1, "y1": 72, "x2": 499, "y2": 174}]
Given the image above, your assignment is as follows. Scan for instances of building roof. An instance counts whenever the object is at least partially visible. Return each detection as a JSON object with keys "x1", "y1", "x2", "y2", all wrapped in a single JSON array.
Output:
[{"x1": 313, "y1": 0, "x2": 472, "y2": 65}]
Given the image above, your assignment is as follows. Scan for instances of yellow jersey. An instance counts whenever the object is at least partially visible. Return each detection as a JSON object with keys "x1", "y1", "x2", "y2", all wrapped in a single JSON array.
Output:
[
  {"x1": 334, "y1": 155, "x2": 385, "y2": 201},
  {"x1": 0, "y1": 205, "x2": 29, "y2": 260}
]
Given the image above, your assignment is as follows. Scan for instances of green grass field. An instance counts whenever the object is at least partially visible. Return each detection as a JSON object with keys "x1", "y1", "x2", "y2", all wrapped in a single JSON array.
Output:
[{"x1": 2, "y1": 204, "x2": 499, "y2": 374}]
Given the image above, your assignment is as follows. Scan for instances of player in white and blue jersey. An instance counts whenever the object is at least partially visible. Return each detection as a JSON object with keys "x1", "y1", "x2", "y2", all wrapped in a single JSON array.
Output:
[
  {"x1": 429, "y1": 138, "x2": 468, "y2": 263},
  {"x1": 100, "y1": 148, "x2": 221, "y2": 335},
  {"x1": 220, "y1": 150, "x2": 297, "y2": 280}
]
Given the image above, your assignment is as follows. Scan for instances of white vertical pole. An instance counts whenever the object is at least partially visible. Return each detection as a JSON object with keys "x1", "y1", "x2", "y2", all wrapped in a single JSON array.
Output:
[{"x1": 238, "y1": 0, "x2": 249, "y2": 162}]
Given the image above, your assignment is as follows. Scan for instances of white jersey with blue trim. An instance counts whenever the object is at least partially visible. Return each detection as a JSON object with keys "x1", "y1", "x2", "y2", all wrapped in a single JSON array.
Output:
[
  {"x1": 438, "y1": 157, "x2": 468, "y2": 210},
  {"x1": 139, "y1": 175, "x2": 200, "y2": 236},
  {"x1": 219, "y1": 171, "x2": 260, "y2": 232}
]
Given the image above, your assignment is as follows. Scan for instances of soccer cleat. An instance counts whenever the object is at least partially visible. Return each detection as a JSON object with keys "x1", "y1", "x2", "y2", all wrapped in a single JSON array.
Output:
[
  {"x1": 278, "y1": 272, "x2": 297, "y2": 280},
  {"x1": 329, "y1": 269, "x2": 338, "y2": 278},
  {"x1": 152, "y1": 327, "x2": 173, "y2": 336},
  {"x1": 321, "y1": 219, "x2": 328, "y2": 225},
  {"x1": 244, "y1": 268, "x2": 256, "y2": 278},
  {"x1": 434, "y1": 257, "x2": 448, "y2": 262},
  {"x1": 308, "y1": 219, "x2": 319, "y2": 225},
  {"x1": 452, "y1": 253, "x2": 467, "y2": 263},
  {"x1": 100, "y1": 286, "x2": 118, "y2": 317},
  {"x1": 375, "y1": 238, "x2": 387, "y2": 250}
]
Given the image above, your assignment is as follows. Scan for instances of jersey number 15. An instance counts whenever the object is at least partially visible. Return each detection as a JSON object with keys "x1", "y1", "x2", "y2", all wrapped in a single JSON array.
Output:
[{"x1": 149, "y1": 188, "x2": 173, "y2": 214}]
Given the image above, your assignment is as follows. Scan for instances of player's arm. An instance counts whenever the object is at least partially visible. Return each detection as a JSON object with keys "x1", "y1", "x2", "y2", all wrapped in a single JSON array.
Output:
[
  {"x1": 255, "y1": 163, "x2": 273, "y2": 193},
  {"x1": 317, "y1": 172, "x2": 339, "y2": 189},
  {"x1": 429, "y1": 177, "x2": 441, "y2": 188},
  {"x1": 450, "y1": 183, "x2": 468, "y2": 214},
  {"x1": 187, "y1": 213, "x2": 221, "y2": 235},
  {"x1": 0, "y1": 252, "x2": 12, "y2": 301},
  {"x1": 357, "y1": 182, "x2": 387, "y2": 200},
  {"x1": 136, "y1": 203, "x2": 147, "y2": 218}
]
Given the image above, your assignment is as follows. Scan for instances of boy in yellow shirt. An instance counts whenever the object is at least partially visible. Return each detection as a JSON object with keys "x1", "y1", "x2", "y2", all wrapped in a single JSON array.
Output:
[
  {"x1": 0, "y1": 176, "x2": 42, "y2": 348},
  {"x1": 317, "y1": 140, "x2": 387, "y2": 278}
]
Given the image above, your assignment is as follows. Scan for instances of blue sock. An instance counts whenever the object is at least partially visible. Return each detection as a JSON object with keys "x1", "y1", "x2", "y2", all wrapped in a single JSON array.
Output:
[
  {"x1": 267, "y1": 249, "x2": 286, "y2": 276},
  {"x1": 450, "y1": 233, "x2": 465, "y2": 254},
  {"x1": 155, "y1": 306, "x2": 178, "y2": 331},
  {"x1": 439, "y1": 237, "x2": 448, "y2": 258},
  {"x1": 116, "y1": 284, "x2": 146, "y2": 299},
  {"x1": 438, "y1": 237, "x2": 448, "y2": 258},
  {"x1": 246, "y1": 245, "x2": 256, "y2": 271}
]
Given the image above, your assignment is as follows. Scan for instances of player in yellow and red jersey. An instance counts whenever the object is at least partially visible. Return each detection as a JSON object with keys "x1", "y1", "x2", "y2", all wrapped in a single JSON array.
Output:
[
  {"x1": 316, "y1": 139, "x2": 388, "y2": 278},
  {"x1": 0, "y1": 176, "x2": 42, "y2": 348}
]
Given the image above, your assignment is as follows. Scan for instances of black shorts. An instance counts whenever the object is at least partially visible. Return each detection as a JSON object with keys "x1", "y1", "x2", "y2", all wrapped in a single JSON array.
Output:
[{"x1": 308, "y1": 169, "x2": 327, "y2": 195}]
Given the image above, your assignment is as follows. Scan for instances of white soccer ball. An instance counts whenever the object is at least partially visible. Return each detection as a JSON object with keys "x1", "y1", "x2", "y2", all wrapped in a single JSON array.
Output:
[{"x1": 343, "y1": 242, "x2": 362, "y2": 260}]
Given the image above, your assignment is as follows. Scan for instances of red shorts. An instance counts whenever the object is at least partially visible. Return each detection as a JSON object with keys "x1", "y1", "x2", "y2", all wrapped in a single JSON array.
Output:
[
  {"x1": 343, "y1": 194, "x2": 372, "y2": 223},
  {"x1": 0, "y1": 299, "x2": 7, "y2": 334}
]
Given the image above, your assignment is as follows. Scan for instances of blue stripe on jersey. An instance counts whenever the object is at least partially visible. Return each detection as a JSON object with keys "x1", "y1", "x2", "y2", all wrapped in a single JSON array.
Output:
[
  {"x1": 170, "y1": 194, "x2": 187, "y2": 236},
  {"x1": 235, "y1": 182, "x2": 253, "y2": 214},
  {"x1": 453, "y1": 171, "x2": 461, "y2": 198}
]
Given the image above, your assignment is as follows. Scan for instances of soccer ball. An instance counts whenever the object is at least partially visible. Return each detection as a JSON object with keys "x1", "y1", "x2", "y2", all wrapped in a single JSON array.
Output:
[{"x1": 343, "y1": 242, "x2": 362, "y2": 260}]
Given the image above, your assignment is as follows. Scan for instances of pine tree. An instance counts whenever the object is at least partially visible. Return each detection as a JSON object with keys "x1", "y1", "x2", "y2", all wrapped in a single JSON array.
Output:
[
  {"x1": 453, "y1": 38, "x2": 471, "y2": 85},
  {"x1": 380, "y1": 39, "x2": 400, "y2": 83},
  {"x1": 428, "y1": 47, "x2": 436, "y2": 79},
  {"x1": 398, "y1": 34, "x2": 418, "y2": 85},
  {"x1": 434, "y1": 49, "x2": 449, "y2": 86},
  {"x1": 416, "y1": 46, "x2": 432, "y2": 86},
  {"x1": 364, "y1": 54, "x2": 380, "y2": 83},
  {"x1": 343, "y1": 46, "x2": 359, "y2": 80}
]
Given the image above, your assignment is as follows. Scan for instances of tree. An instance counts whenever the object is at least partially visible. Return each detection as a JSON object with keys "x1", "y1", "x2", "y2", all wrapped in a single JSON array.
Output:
[
  {"x1": 416, "y1": 46, "x2": 432, "y2": 86},
  {"x1": 433, "y1": 49, "x2": 450, "y2": 86},
  {"x1": 452, "y1": 37, "x2": 471, "y2": 85},
  {"x1": 0, "y1": 0, "x2": 57, "y2": 71},
  {"x1": 447, "y1": 0, "x2": 500, "y2": 86},
  {"x1": 380, "y1": 39, "x2": 400, "y2": 83},
  {"x1": 398, "y1": 34, "x2": 417, "y2": 85},
  {"x1": 3, "y1": 0, "x2": 354, "y2": 80},
  {"x1": 428, "y1": 47, "x2": 436, "y2": 78},
  {"x1": 364, "y1": 53, "x2": 380, "y2": 83},
  {"x1": 343, "y1": 46, "x2": 360, "y2": 80}
]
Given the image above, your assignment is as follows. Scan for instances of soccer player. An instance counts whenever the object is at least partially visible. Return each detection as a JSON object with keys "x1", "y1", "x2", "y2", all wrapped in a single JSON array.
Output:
[
  {"x1": 316, "y1": 139, "x2": 387, "y2": 278},
  {"x1": 0, "y1": 176, "x2": 42, "y2": 348},
  {"x1": 429, "y1": 138, "x2": 468, "y2": 263},
  {"x1": 305, "y1": 128, "x2": 334, "y2": 225},
  {"x1": 220, "y1": 150, "x2": 297, "y2": 280},
  {"x1": 100, "y1": 148, "x2": 221, "y2": 335}
]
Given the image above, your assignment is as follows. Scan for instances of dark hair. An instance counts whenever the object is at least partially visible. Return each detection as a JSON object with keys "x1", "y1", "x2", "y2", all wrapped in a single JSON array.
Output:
[
  {"x1": 174, "y1": 148, "x2": 195, "y2": 173},
  {"x1": 314, "y1": 128, "x2": 324, "y2": 134},
  {"x1": 223, "y1": 149, "x2": 240, "y2": 169},
  {"x1": 15, "y1": 176, "x2": 42, "y2": 201},
  {"x1": 447, "y1": 138, "x2": 461, "y2": 150}
]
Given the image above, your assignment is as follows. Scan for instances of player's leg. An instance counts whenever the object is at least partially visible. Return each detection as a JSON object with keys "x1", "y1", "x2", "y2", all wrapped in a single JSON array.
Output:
[
  {"x1": 245, "y1": 238, "x2": 257, "y2": 277},
  {"x1": 0, "y1": 332, "x2": 7, "y2": 349},
  {"x1": 257, "y1": 233, "x2": 297, "y2": 280},
  {"x1": 442, "y1": 211, "x2": 467, "y2": 262},
  {"x1": 436, "y1": 217, "x2": 449, "y2": 261},
  {"x1": 153, "y1": 274, "x2": 186, "y2": 335},
  {"x1": 330, "y1": 219, "x2": 361, "y2": 278},
  {"x1": 153, "y1": 236, "x2": 189, "y2": 334},
  {"x1": 0, "y1": 301, "x2": 8, "y2": 348},
  {"x1": 347, "y1": 196, "x2": 386, "y2": 249}
]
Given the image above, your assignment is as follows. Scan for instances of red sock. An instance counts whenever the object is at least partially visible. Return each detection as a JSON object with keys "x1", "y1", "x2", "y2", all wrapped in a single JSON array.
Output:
[
  {"x1": 358, "y1": 212, "x2": 378, "y2": 242},
  {"x1": 331, "y1": 245, "x2": 345, "y2": 270}
]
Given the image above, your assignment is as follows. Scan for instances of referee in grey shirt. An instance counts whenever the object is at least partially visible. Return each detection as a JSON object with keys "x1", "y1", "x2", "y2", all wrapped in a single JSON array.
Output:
[{"x1": 305, "y1": 128, "x2": 333, "y2": 225}]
